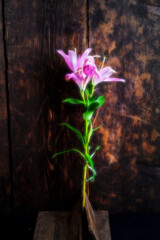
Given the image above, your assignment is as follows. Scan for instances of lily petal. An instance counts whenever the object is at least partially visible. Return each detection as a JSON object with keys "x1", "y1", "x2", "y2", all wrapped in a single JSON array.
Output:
[
  {"x1": 104, "y1": 77, "x2": 125, "y2": 82},
  {"x1": 57, "y1": 50, "x2": 75, "y2": 71},
  {"x1": 100, "y1": 67, "x2": 116, "y2": 79},
  {"x1": 83, "y1": 72, "x2": 93, "y2": 90},
  {"x1": 68, "y1": 50, "x2": 78, "y2": 71},
  {"x1": 78, "y1": 48, "x2": 92, "y2": 67},
  {"x1": 65, "y1": 73, "x2": 83, "y2": 89},
  {"x1": 83, "y1": 56, "x2": 99, "y2": 78}
]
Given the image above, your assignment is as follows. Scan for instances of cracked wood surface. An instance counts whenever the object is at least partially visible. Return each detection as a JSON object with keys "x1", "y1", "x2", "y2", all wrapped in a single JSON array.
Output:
[
  {"x1": 0, "y1": 0, "x2": 160, "y2": 214},
  {"x1": 4, "y1": 0, "x2": 86, "y2": 213},
  {"x1": 89, "y1": 0, "x2": 160, "y2": 212},
  {"x1": 33, "y1": 210, "x2": 111, "y2": 240},
  {"x1": 0, "y1": 0, "x2": 11, "y2": 213}
]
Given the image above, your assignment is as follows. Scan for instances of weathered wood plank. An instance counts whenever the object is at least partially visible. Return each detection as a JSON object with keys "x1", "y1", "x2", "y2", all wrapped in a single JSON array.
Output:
[
  {"x1": 85, "y1": 194, "x2": 100, "y2": 240},
  {"x1": 89, "y1": 0, "x2": 160, "y2": 212},
  {"x1": 4, "y1": 0, "x2": 87, "y2": 213},
  {"x1": 33, "y1": 211, "x2": 111, "y2": 240},
  {"x1": 33, "y1": 211, "x2": 57, "y2": 240},
  {"x1": 94, "y1": 211, "x2": 111, "y2": 240},
  {"x1": 0, "y1": 0, "x2": 11, "y2": 213}
]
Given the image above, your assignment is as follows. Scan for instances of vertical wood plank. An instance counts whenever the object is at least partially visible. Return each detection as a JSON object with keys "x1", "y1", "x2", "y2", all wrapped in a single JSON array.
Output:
[
  {"x1": 89, "y1": 0, "x2": 160, "y2": 212},
  {"x1": 0, "y1": 1, "x2": 11, "y2": 213},
  {"x1": 5, "y1": 0, "x2": 87, "y2": 213}
]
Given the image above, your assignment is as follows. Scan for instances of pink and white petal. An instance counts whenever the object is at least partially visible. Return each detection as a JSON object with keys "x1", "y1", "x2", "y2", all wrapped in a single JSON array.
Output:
[
  {"x1": 78, "y1": 48, "x2": 92, "y2": 67},
  {"x1": 100, "y1": 67, "x2": 116, "y2": 79},
  {"x1": 57, "y1": 50, "x2": 74, "y2": 71},
  {"x1": 65, "y1": 73, "x2": 73, "y2": 81},
  {"x1": 92, "y1": 55, "x2": 101, "y2": 58},
  {"x1": 68, "y1": 50, "x2": 78, "y2": 71},
  {"x1": 92, "y1": 75, "x2": 98, "y2": 85},
  {"x1": 83, "y1": 63, "x2": 95, "y2": 76},
  {"x1": 93, "y1": 76, "x2": 125, "y2": 86},
  {"x1": 65, "y1": 73, "x2": 83, "y2": 89},
  {"x1": 83, "y1": 56, "x2": 99, "y2": 77},
  {"x1": 102, "y1": 77, "x2": 125, "y2": 83},
  {"x1": 83, "y1": 73, "x2": 93, "y2": 90},
  {"x1": 85, "y1": 55, "x2": 96, "y2": 64},
  {"x1": 93, "y1": 68, "x2": 100, "y2": 78}
]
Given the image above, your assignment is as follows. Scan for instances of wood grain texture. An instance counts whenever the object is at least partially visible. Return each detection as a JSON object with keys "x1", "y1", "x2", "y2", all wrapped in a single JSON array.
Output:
[
  {"x1": 4, "y1": 0, "x2": 86, "y2": 213},
  {"x1": 2, "y1": 0, "x2": 160, "y2": 214},
  {"x1": 89, "y1": 0, "x2": 160, "y2": 212},
  {"x1": 33, "y1": 211, "x2": 111, "y2": 240},
  {"x1": 0, "y1": 1, "x2": 11, "y2": 213}
]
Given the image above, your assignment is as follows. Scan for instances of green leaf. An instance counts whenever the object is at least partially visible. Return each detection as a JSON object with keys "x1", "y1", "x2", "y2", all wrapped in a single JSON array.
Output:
[
  {"x1": 88, "y1": 96, "x2": 97, "y2": 105},
  {"x1": 91, "y1": 145, "x2": 101, "y2": 158},
  {"x1": 93, "y1": 126, "x2": 101, "y2": 132},
  {"x1": 52, "y1": 148, "x2": 85, "y2": 160},
  {"x1": 85, "y1": 153, "x2": 94, "y2": 167},
  {"x1": 83, "y1": 109, "x2": 94, "y2": 121},
  {"x1": 63, "y1": 98, "x2": 84, "y2": 105},
  {"x1": 85, "y1": 82, "x2": 93, "y2": 95},
  {"x1": 86, "y1": 166, "x2": 96, "y2": 182},
  {"x1": 88, "y1": 122, "x2": 93, "y2": 143},
  {"x1": 85, "y1": 154, "x2": 96, "y2": 182},
  {"x1": 96, "y1": 95, "x2": 105, "y2": 107},
  {"x1": 83, "y1": 96, "x2": 105, "y2": 121},
  {"x1": 89, "y1": 95, "x2": 105, "y2": 111},
  {"x1": 61, "y1": 123, "x2": 85, "y2": 146}
]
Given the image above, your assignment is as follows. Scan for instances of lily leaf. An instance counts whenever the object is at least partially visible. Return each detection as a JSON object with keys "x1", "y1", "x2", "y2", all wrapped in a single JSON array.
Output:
[
  {"x1": 89, "y1": 95, "x2": 105, "y2": 111},
  {"x1": 93, "y1": 126, "x2": 101, "y2": 132},
  {"x1": 83, "y1": 96, "x2": 105, "y2": 121},
  {"x1": 85, "y1": 82, "x2": 94, "y2": 96},
  {"x1": 85, "y1": 153, "x2": 94, "y2": 167},
  {"x1": 86, "y1": 166, "x2": 96, "y2": 182},
  {"x1": 85, "y1": 153, "x2": 96, "y2": 182},
  {"x1": 88, "y1": 122, "x2": 93, "y2": 143},
  {"x1": 63, "y1": 98, "x2": 84, "y2": 105},
  {"x1": 87, "y1": 96, "x2": 97, "y2": 105},
  {"x1": 52, "y1": 148, "x2": 85, "y2": 160},
  {"x1": 91, "y1": 145, "x2": 101, "y2": 158},
  {"x1": 61, "y1": 123, "x2": 85, "y2": 146},
  {"x1": 96, "y1": 95, "x2": 105, "y2": 107},
  {"x1": 83, "y1": 110, "x2": 94, "y2": 121}
]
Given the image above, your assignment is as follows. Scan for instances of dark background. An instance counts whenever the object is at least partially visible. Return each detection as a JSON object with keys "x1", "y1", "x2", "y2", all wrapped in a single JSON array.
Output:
[{"x1": 0, "y1": 0, "x2": 160, "y2": 239}]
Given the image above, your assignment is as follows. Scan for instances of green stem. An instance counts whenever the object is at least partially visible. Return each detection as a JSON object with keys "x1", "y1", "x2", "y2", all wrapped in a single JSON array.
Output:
[
  {"x1": 81, "y1": 86, "x2": 95, "y2": 209},
  {"x1": 82, "y1": 110, "x2": 90, "y2": 209},
  {"x1": 90, "y1": 84, "x2": 95, "y2": 98},
  {"x1": 82, "y1": 163, "x2": 87, "y2": 209},
  {"x1": 81, "y1": 90, "x2": 86, "y2": 104}
]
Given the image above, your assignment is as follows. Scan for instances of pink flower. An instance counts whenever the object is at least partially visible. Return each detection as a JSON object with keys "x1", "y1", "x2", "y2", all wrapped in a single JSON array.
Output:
[
  {"x1": 92, "y1": 66, "x2": 125, "y2": 86},
  {"x1": 57, "y1": 48, "x2": 97, "y2": 90},
  {"x1": 83, "y1": 56, "x2": 99, "y2": 79}
]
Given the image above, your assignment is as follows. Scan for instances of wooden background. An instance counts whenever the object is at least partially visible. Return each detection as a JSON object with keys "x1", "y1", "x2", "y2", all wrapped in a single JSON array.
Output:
[{"x1": 0, "y1": 0, "x2": 160, "y2": 214}]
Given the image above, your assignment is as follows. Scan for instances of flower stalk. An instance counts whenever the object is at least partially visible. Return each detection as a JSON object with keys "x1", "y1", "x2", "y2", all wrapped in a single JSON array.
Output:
[{"x1": 82, "y1": 163, "x2": 87, "y2": 209}]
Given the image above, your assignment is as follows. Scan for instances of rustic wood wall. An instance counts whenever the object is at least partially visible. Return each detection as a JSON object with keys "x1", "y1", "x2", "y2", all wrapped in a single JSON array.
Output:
[
  {"x1": 0, "y1": 0, "x2": 160, "y2": 214},
  {"x1": 89, "y1": 0, "x2": 160, "y2": 212},
  {"x1": 0, "y1": 0, "x2": 11, "y2": 214}
]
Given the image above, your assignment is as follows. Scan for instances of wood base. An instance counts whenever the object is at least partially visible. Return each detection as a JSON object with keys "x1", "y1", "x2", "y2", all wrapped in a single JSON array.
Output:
[{"x1": 33, "y1": 210, "x2": 111, "y2": 240}]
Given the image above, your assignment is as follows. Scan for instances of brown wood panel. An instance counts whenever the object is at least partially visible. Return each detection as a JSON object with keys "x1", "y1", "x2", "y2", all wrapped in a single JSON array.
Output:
[
  {"x1": 89, "y1": 0, "x2": 160, "y2": 212},
  {"x1": 33, "y1": 211, "x2": 111, "y2": 240},
  {"x1": 5, "y1": 0, "x2": 87, "y2": 213},
  {"x1": 0, "y1": 1, "x2": 11, "y2": 213}
]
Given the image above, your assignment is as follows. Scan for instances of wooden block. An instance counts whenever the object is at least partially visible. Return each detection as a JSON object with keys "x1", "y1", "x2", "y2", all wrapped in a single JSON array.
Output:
[
  {"x1": 33, "y1": 211, "x2": 111, "y2": 240},
  {"x1": 94, "y1": 211, "x2": 111, "y2": 240},
  {"x1": 85, "y1": 194, "x2": 100, "y2": 240},
  {"x1": 33, "y1": 211, "x2": 57, "y2": 240}
]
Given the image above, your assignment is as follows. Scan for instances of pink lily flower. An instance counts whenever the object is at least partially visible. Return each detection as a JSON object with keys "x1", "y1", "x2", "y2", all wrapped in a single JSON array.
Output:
[
  {"x1": 83, "y1": 56, "x2": 99, "y2": 79},
  {"x1": 57, "y1": 48, "x2": 97, "y2": 90},
  {"x1": 92, "y1": 66, "x2": 125, "y2": 86}
]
